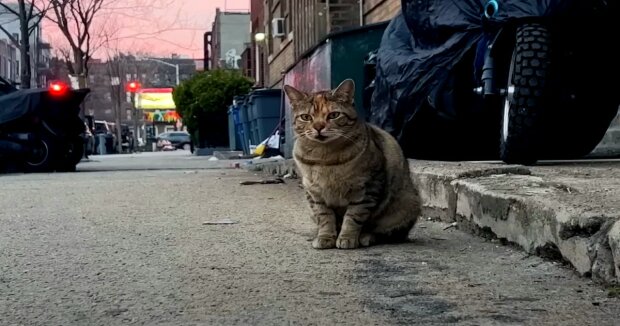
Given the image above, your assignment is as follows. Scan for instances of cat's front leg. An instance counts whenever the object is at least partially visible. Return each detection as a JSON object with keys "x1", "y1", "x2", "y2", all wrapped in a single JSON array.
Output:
[
  {"x1": 307, "y1": 193, "x2": 338, "y2": 249},
  {"x1": 337, "y1": 204, "x2": 373, "y2": 249}
]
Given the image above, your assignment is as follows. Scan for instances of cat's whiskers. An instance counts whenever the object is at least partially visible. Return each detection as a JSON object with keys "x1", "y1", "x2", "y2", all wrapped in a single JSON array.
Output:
[{"x1": 326, "y1": 130, "x2": 364, "y2": 150}]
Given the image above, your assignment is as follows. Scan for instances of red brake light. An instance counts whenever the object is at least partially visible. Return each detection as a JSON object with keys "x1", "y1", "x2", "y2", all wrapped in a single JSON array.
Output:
[{"x1": 49, "y1": 81, "x2": 68, "y2": 95}]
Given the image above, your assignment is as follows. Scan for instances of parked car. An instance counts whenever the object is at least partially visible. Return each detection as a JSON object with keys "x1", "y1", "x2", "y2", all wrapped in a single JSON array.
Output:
[{"x1": 156, "y1": 131, "x2": 193, "y2": 151}]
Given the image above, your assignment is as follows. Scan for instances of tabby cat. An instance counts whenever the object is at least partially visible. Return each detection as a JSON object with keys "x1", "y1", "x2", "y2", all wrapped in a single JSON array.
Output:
[{"x1": 284, "y1": 79, "x2": 421, "y2": 249}]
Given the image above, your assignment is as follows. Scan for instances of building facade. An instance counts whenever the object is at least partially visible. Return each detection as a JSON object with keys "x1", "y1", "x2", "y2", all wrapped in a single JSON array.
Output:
[
  {"x1": 0, "y1": 39, "x2": 18, "y2": 82},
  {"x1": 210, "y1": 9, "x2": 251, "y2": 70},
  {"x1": 250, "y1": 0, "x2": 266, "y2": 86},
  {"x1": 0, "y1": 2, "x2": 50, "y2": 87},
  {"x1": 257, "y1": 0, "x2": 399, "y2": 88},
  {"x1": 81, "y1": 56, "x2": 196, "y2": 143}
]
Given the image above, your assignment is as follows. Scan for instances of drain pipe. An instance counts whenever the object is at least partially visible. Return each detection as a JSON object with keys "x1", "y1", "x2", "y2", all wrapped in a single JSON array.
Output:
[{"x1": 359, "y1": 0, "x2": 364, "y2": 26}]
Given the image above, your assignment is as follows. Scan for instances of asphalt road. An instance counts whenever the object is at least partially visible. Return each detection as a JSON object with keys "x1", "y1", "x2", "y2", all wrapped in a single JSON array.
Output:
[{"x1": 1, "y1": 152, "x2": 619, "y2": 325}]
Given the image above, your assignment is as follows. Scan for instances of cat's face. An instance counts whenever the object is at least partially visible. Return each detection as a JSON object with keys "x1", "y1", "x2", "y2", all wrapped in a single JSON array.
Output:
[{"x1": 284, "y1": 79, "x2": 358, "y2": 144}]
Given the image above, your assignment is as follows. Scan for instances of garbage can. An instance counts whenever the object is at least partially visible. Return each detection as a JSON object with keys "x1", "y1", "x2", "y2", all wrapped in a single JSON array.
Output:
[
  {"x1": 227, "y1": 105, "x2": 237, "y2": 151},
  {"x1": 239, "y1": 96, "x2": 252, "y2": 154},
  {"x1": 228, "y1": 96, "x2": 245, "y2": 151},
  {"x1": 248, "y1": 89, "x2": 282, "y2": 145}
]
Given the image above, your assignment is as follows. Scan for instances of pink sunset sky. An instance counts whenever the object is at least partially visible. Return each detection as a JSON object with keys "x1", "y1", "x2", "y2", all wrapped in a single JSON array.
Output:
[{"x1": 43, "y1": 0, "x2": 250, "y2": 59}]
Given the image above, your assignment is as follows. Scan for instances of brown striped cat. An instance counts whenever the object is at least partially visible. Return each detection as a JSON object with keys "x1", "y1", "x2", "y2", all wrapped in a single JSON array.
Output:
[{"x1": 284, "y1": 79, "x2": 421, "y2": 249}]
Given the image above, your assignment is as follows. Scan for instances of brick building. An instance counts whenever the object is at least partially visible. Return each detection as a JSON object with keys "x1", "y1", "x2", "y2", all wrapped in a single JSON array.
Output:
[
  {"x1": 257, "y1": 0, "x2": 400, "y2": 88},
  {"x1": 251, "y1": 0, "x2": 267, "y2": 86},
  {"x1": 364, "y1": 0, "x2": 400, "y2": 24},
  {"x1": 0, "y1": 39, "x2": 18, "y2": 83}
]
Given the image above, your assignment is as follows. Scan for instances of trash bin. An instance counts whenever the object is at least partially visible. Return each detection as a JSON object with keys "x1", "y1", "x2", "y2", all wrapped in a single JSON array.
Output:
[
  {"x1": 248, "y1": 89, "x2": 282, "y2": 145},
  {"x1": 239, "y1": 96, "x2": 252, "y2": 154},
  {"x1": 227, "y1": 105, "x2": 237, "y2": 151},
  {"x1": 228, "y1": 96, "x2": 245, "y2": 151}
]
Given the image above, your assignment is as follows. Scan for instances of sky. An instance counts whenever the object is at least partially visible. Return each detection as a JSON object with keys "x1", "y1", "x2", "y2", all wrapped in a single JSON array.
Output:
[{"x1": 43, "y1": 0, "x2": 250, "y2": 60}]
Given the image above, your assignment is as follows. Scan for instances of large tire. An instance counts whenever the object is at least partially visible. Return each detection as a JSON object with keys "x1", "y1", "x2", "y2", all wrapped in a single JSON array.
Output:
[
  {"x1": 500, "y1": 24, "x2": 551, "y2": 165},
  {"x1": 56, "y1": 136, "x2": 84, "y2": 172},
  {"x1": 24, "y1": 133, "x2": 58, "y2": 173}
]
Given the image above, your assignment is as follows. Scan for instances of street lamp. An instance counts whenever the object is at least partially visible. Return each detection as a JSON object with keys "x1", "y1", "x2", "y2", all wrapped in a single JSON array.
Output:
[
  {"x1": 138, "y1": 57, "x2": 180, "y2": 86},
  {"x1": 254, "y1": 32, "x2": 266, "y2": 87}
]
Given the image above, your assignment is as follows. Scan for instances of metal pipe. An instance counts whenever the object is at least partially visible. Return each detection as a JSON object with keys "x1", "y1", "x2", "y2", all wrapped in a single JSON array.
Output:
[
  {"x1": 359, "y1": 0, "x2": 364, "y2": 26},
  {"x1": 255, "y1": 44, "x2": 260, "y2": 86}
]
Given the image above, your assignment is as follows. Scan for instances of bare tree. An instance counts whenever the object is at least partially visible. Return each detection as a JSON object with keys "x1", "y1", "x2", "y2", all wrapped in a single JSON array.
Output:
[
  {"x1": 102, "y1": 37, "x2": 126, "y2": 153},
  {"x1": 46, "y1": 0, "x2": 181, "y2": 89},
  {"x1": 0, "y1": 0, "x2": 51, "y2": 88},
  {"x1": 47, "y1": 0, "x2": 105, "y2": 89}
]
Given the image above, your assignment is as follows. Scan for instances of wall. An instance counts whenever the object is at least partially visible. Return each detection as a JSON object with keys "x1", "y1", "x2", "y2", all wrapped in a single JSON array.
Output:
[
  {"x1": 211, "y1": 10, "x2": 250, "y2": 70},
  {"x1": 251, "y1": 0, "x2": 266, "y2": 86},
  {"x1": 0, "y1": 3, "x2": 46, "y2": 86},
  {"x1": 328, "y1": 0, "x2": 361, "y2": 32},
  {"x1": 265, "y1": 0, "x2": 294, "y2": 87},
  {"x1": 0, "y1": 39, "x2": 18, "y2": 82},
  {"x1": 364, "y1": 0, "x2": 400, "y2": 24}
]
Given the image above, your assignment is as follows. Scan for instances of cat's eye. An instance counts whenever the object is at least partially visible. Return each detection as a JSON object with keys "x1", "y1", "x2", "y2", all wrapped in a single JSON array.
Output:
[
  {"x1": 299, "y1": 114, "x2": 312, "y2": 121},
  {"x1": 327, "y1": 112, "x2": 341, "y2": 119}
]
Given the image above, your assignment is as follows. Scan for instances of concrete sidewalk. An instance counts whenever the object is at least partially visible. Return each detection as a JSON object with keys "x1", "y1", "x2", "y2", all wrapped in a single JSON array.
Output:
[{"x1": 250, "y1": 158, "x2": 620, "y2": 284}]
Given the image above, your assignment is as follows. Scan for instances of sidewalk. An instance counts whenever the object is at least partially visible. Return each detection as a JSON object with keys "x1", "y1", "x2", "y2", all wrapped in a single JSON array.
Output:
[{"x1": 250, "y1": 158, "x2": 620, "y2": 284}]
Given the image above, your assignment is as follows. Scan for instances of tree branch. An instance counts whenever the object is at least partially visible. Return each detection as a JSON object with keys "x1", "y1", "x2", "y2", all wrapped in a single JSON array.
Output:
[
  {"x1": 0, "y1": 2, "x2": 19, "y2": 16},
  {"x1": 0, "y1": 24, "x2": 19, "y2": 46}
]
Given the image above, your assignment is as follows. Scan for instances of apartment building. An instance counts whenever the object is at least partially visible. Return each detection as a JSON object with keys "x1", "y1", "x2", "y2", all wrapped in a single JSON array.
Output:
[
  {"x1": 0, "y1": 39, "x2": 18, "y2": 83},
  {"x1": 0, "y1": 2, "x2": 50, "y2": 87},
  {"x1": 258, "y1": 0, "x2": 399, "y2": 87}
]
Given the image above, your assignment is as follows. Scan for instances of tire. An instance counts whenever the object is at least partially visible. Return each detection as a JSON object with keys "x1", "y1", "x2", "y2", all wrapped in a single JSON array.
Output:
[
  {"x1": 183, "y1": 143, "x2": 191, "y2": 151},
  {"x1": 56, "y1": 137, "x2": 84, "y2": 172},
  {"x1": 500, "y1": 23, "x2": 551, "y2": 165},
  {"x1": 24, "y1": 134, "x2": 57, "y2": 173}
]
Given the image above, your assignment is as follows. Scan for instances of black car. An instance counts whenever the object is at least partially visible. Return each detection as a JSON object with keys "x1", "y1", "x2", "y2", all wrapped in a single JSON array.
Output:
[{"x1": 156, "y1": 131, "x2": 193, "y2": 151}]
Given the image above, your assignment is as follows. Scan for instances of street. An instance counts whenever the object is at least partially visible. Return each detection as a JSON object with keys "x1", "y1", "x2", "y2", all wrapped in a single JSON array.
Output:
[{"x1": 1, "y1": 151, "x2": 619, "y2": 326}]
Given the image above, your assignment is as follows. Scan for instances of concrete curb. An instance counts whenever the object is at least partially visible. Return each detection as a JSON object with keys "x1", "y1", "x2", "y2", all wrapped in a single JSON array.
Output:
[{"x1": 248, "y1": 159, "x2": 620, "y2": 284}]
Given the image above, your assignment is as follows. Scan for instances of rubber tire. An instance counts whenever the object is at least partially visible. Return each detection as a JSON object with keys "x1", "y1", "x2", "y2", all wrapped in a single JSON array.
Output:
[
  {"x1": 500, "y1": 23, "x2": 551, "y2": 165},
  {"x1": 56, "y1": 137, "x2": 84, "y2": 172},
  {"x1": 24, "y1": 134, "x2": 57, "y2": 173}
]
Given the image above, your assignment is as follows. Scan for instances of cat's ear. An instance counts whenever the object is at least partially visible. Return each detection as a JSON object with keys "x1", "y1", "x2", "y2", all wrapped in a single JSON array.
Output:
[
  {"x1": 283, "y1": 85, "x2": 306, "y2": 102},
  {"x1": 333, "y1": 79, "x2": 355, "y2": 103}
]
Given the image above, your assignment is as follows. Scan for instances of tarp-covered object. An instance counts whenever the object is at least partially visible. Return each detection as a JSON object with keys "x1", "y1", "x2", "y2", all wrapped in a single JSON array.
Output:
[
  {"x1": 369, "y1": 0, "x2": 613, "y2": 158},
  {"x1": 0, "y1": 89, "x2": 45, "y2": 124}
]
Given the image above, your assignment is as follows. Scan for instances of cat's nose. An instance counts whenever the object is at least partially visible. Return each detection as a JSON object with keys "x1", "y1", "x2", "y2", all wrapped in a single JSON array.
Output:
[{"x1": 313, "y1": 122, "x2": 326, "y2": 133}]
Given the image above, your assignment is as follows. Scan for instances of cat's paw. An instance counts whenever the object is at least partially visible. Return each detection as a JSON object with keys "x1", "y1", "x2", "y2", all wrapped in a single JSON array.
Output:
[
  {"x1": 359, "y1": 233, "x2": 376, "y2": 247},
  {"x1": 312, "y1": 236, "x2": 336, "y2": 249},
  {"x1": 336, "y1": 236, "x2": 359, "y2": 249}
]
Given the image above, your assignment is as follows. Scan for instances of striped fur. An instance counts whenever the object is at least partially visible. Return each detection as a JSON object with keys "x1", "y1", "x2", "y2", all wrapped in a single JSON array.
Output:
[{"x1": 284, "y1": 79, "x2": 421, "y2": 249}]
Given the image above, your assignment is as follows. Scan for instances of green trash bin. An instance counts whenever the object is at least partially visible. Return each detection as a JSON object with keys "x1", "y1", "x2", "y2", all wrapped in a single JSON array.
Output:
[{"x1": 248, "y1": 89, "x2": 282, "y2": 145}]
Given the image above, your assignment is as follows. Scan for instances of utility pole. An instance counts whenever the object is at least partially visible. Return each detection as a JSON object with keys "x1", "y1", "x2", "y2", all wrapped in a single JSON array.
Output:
[
  {"x1": 110, "y1": 76, "x2": 123, "y2": 153},
  {"x1": 126, "y1": 81, "x2": 141, "y2": 152}
]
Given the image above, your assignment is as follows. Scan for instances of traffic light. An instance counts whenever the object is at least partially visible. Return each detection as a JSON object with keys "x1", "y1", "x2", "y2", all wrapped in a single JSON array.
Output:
[{"x1": 126, "y1": 81, "x2": 141, "y2": 93}]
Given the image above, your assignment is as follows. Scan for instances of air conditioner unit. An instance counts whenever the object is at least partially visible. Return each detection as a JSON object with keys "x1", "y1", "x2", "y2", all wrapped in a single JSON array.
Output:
[{"x1": 272, "y1": 18, "x2": 285, "y2": 38}]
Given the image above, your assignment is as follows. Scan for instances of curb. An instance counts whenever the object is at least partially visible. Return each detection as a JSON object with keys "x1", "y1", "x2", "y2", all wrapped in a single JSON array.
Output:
[{"x1": 249, "y1": 159, "x2": 620, "y2": 284}]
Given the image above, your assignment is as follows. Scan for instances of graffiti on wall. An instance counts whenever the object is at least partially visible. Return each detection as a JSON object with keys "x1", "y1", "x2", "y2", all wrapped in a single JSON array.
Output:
[{"x1": 224, "y1": 48, "x2": 242, "y2": 69}]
